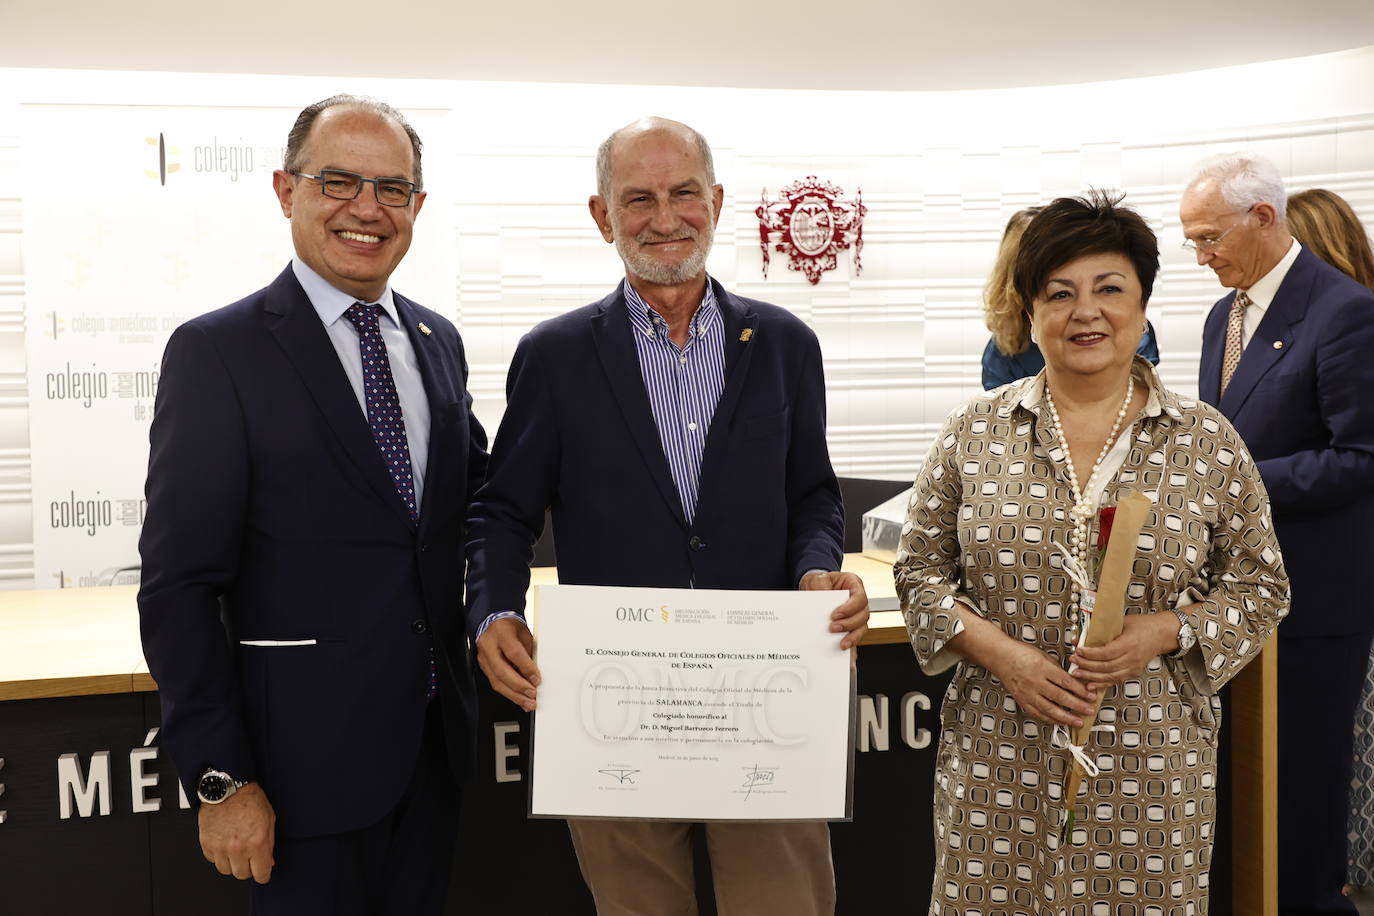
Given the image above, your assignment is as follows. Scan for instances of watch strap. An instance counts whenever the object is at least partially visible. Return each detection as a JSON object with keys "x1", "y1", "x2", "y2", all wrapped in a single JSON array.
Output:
[{"x1": 1170, "y1": 610, "x2": 1196, "y2": 657}]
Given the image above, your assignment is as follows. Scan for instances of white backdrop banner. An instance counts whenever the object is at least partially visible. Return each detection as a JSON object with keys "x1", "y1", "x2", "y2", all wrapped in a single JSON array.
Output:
[
  {"x1": 21, "y1": 104, "x2": 301, "y2": 587},
  {"x1": 9, "y1": 55, "x2": 1374, "y2": 588},
  {"x1": 19, "y1": 100, "x2": 456, "y2": 588}
]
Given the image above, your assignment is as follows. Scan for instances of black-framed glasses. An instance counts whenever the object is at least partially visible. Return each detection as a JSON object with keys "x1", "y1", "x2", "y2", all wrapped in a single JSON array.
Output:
[
  {"x1": 294, "y1": 169, "x2": 419, "y2": 207},
  {"x1": 1181, "y1": 205, "x2": 1254, "y2": 254}
]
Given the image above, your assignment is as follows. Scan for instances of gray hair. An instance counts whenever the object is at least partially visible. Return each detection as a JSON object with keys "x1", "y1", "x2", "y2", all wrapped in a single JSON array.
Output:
[
  {"x1": 1187, "y1": 152, "x2": 1287, "y2": 221},
  {"x1": 283, "y1": 94, "x2": 424, "y2": 188},
  {"x1": 595, "y1": 117, "x2": 716, "y2": 200}
]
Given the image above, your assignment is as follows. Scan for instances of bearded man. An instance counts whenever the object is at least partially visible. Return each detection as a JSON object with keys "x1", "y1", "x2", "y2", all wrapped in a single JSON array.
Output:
[{"x1": 464, "y1": 116, "x2": 868, "y2": 915}]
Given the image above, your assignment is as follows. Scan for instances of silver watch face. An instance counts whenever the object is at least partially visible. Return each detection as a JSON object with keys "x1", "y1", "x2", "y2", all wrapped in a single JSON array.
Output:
[
  {"x1": 1178, "y1": 618, "x2": 1197, "y2": 651},
  {"x1": 197, "y1": 771, "x2": 235, "y2": 804}
]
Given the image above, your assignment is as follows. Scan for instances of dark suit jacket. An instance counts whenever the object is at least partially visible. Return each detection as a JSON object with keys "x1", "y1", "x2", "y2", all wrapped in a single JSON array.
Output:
[
  {"x1": 138, "y1": 265, "x2": 488, "y2": 838},
  {"x1": 1199, "y1": 247, "x2": 1374, "y2": 637},
  {"x1": 465, "y1": 278, "x2": 844, "y2": 628}
]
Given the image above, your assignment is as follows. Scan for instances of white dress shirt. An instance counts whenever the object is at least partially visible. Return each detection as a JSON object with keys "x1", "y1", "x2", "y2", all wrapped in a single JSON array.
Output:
[{"x1": 1238, "y1": 239, "x2": 1302, "y2": 348}]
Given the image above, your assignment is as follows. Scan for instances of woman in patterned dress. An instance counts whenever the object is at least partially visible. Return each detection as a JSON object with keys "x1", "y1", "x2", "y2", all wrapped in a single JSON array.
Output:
[
  {"x1": 896, "y1": 192, "x2": 1290, "y2": 916},
  {"x1": 1285, "y1": 188, "x2": 1374, "y2": 894}
]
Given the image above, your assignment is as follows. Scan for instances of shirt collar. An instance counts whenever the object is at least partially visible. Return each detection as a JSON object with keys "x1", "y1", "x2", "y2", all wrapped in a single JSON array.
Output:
[
  {"x1": 292, "y1": 257, "x2": 400, "y2": 328},
  {"x1": 623, "y1": 276, "x2": 720, "y2": 340},
  {"x1": 1240, "y1": 238, "x2": 1302, "y2": 311},
  {"x1": 1012, "y1": 355, "x2": 1181, "y2": 423}
]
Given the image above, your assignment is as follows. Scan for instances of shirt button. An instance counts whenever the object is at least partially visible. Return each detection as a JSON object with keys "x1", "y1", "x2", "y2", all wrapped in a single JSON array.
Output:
[
  {"x1": 689, "y1": 536, "x2": 706, "y2": 550},
  {"x1": 679, "y1": 356, "x2": 687, "y2": 365},
  {"x1": 411, "y1": 619, "x2": 428, "y2": 635},
  {"x1": 687, "y1": 422, "x2": 698, "y2": 431}
]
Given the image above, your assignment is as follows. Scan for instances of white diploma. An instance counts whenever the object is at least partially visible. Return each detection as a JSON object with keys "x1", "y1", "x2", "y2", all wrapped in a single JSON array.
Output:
[{"x1": 528, "y1": 584, "x2": 855, "y2": 821}]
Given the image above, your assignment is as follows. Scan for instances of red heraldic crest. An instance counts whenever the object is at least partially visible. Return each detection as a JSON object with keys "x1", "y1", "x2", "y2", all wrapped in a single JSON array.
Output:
[{"x1": 756, "y1": 176, "x2": 866, "y2": 285}]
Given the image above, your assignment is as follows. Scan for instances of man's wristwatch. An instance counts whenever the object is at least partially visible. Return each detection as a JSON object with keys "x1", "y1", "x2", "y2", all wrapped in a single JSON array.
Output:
[
  {"x1": 197, "y1": 768, "x2": 247, "y2": 805},
  {"x1": 1171, "y1": 610, "x2": 1197, "y2": 657}
]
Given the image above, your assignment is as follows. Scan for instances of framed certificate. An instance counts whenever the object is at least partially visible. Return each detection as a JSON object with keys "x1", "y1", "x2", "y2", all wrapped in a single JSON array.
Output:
[{"x1": 527, "y1": 584, "x2": 855, "y2": 821}]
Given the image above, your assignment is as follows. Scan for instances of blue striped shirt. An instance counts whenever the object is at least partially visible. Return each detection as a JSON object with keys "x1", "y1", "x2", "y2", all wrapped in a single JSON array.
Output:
[
  {"x1": 474, "y1": 279, "x2": 728, "y2": 641},
  {"x1": 623, "y1": 279, "x2": 725, "y2": 524}
]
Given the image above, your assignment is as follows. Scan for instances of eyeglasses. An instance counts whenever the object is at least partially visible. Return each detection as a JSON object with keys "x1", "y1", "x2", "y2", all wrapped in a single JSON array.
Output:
[
  {"x1": 294, "y1": 169, "x2": 419, "y2": 207},
  {"x1": 1181, "y1": 206, "x2": 1254, "y2": 254}
]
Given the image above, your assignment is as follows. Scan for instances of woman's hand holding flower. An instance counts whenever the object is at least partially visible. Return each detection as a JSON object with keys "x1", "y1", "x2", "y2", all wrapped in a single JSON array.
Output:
[{"x1": 1070, "y1": 611, "x2": 1182, "y2": 691}]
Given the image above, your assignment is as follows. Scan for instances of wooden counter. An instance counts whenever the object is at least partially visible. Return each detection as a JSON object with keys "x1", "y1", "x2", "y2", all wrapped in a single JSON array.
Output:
[
  {"x1": 0, "y1": 554, "x2": 906, "y2": 701},
  {"x1": 0, "y1": 583, "x2": 146, "y2": 700},
  {"x1": 0, "y1": 553, "x2": 1272, "y2": 911}
]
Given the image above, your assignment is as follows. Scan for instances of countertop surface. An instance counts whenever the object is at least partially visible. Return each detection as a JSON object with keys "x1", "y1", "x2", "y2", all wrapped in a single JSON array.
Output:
[{"x1": 0, "y1": 554, "x2": 904, "y2": 701}]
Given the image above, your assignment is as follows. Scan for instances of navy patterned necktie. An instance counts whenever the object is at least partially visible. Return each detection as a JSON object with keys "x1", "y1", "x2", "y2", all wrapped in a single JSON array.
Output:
[
  {"x1": 344, "y1": 302, "x2": 418, "y2": 521},
  {"x1": 345, "y1": 302, "x2": 436, "y2": 699}
]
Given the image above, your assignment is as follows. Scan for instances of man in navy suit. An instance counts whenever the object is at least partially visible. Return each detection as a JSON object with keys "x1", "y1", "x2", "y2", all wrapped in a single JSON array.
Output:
[
  {"x1": 1182, "y1": 153, "x2": 1374, "y2": 915},
  {"x1": 466, "y1": 117, "x2": 868, "y2": 915},
  {"x1": 138, "y1": 95, "x2": 487, "y2": 914}
]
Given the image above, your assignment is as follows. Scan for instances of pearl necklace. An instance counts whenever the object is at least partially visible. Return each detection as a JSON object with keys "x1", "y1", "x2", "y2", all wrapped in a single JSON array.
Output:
[{"x1": 1043, "y1": 374, "x2": 1135, "y2": 644}]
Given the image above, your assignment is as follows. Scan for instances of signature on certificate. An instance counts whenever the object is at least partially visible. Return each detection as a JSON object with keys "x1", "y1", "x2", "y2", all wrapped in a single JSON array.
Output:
[
  {"x1": 598, "y1": 767, "x2": 640, "y2": 785},
  {"x1": 741, "y1": 764, "x2": 778, "y2": 800}
]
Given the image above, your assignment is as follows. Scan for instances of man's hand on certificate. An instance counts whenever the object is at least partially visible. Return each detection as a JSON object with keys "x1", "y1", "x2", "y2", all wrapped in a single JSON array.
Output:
[
  {"x1": 801, "y1": 570, "x2": 870, "y2": 650},
  {"x1": 476, "y1": 616, "x2": 541, "y2": 712}
]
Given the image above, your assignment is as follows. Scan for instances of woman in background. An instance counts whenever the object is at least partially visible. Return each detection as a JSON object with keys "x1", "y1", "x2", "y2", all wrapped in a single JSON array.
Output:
[
  {"x1": 1288, "y1": 189, "x2": 1374, "y2": 290},
  {"x1": 980, "y1": 206, "x2": 1160, "y2": 389},
  {"x1": 1287, "y1": 187, "x2": 1374, "y2": 896}
]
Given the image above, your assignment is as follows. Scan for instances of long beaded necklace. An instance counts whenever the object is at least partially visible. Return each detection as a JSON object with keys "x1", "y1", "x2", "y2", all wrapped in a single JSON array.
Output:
[{"x1": 1043, "y1": 373, "x2": 1135, "y2": 645}]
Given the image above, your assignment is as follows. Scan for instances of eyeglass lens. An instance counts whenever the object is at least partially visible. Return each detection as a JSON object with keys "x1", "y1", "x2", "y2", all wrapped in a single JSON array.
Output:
[{"x1": 317, "y1": 170, "x2": 415, "y2": 206}]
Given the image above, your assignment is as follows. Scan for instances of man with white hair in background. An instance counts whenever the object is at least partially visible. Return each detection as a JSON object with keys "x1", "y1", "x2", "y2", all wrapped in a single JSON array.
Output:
[{"x1": 1181, "y1": 153, "x2": 1374, "y2": 915}]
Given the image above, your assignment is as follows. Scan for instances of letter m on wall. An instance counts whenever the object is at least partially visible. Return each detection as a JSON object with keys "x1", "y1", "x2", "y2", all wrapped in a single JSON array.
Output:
[{"x1": 58, "y1": 751, "x2": 111, "y2": 818}]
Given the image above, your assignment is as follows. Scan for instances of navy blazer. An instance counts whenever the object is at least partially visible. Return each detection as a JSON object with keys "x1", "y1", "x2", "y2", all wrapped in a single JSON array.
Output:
[
  {"x1": 1199, "y1": 247, "x2": 1374, "y2": 637},
  {"x1": 465, "y1": 278, "x2": 844, "y2": 630},
  {"x1": 138, "y1": 266, "x2": 488, "y2": 837}
]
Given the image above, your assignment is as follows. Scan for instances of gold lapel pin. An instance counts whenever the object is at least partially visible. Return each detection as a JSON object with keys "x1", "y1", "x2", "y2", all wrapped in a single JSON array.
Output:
[
  {"x1": 1272, "y1": 340, "x2": 1283, "y2": 350},
  {"x1": 418, "y1": 322, "x2": 432, "y2": 337},
  {"x1": 739, "y1": 329, "x2": 754, "y2": 342}
]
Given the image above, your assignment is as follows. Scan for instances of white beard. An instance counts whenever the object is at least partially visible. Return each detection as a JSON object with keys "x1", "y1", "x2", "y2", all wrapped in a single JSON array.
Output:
[{"x1": 613, "y1": 214, "x2": 714, "y2": 286}]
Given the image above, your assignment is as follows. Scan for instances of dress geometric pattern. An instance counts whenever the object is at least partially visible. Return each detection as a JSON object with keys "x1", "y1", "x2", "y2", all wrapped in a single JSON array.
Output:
[
  {"x1": 896, "y1": 361, "x2": 1290, "y2": 916},
  {"x1": 344, "y1": 302, "x2": 418, "y2": 520},
  {"x1": 1349, "y1": 645, "x2": 1374, "y2": 887}
]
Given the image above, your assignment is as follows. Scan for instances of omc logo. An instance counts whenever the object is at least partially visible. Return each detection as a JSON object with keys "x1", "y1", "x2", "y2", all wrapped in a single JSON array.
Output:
[
  {"x1": 614, "y1": 606, "x2": 670, "y2": 623},
  {"x1": 144, "y1": 133, "x2": 181, "y2": 186}
]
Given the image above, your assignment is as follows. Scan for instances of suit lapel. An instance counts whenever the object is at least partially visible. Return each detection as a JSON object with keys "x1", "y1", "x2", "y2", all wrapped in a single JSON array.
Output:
[
  {"x1": 590, "y1": 284, "x2": 688, "y2": 529},
  {"x1": 395, "y1": 295, "x2": 448, "y2": 530},
  {"x1": 1219, "y1": 251, "x2": 1312, "y2": 418},
  {"x1": 262, "y1": 267, "x2": 416, "y2": 530},
  {"x1": 701, "y1": 282, "x2": 759, "y2": 461}
]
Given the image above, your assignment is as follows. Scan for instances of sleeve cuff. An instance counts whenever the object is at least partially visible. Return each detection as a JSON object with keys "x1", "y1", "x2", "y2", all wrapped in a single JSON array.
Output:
[{"x1": 476, "y1": 610, "x2": 526, "y2": 642}]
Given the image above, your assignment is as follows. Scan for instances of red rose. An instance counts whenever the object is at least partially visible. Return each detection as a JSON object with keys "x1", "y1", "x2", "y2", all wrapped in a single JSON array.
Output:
[{"x1": 1097, "y1": 506, "x2": 1116, "y2": 551}]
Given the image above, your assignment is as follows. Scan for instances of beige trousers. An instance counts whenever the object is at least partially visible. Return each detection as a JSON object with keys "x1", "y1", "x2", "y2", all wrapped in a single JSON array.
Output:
[{"x1": 566, "y1": 819, "x2": 835, "y2": 916}]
